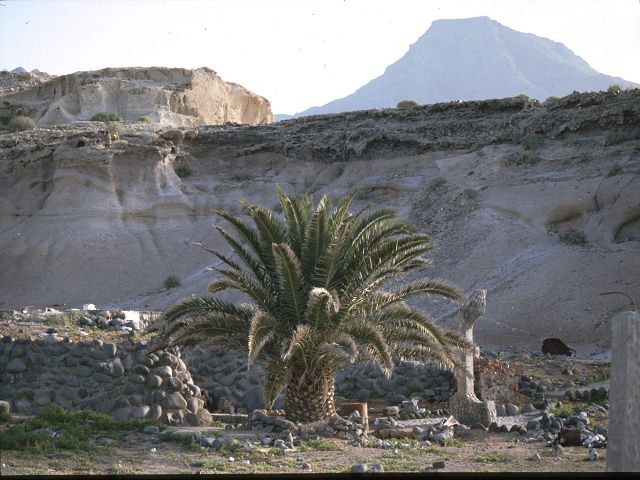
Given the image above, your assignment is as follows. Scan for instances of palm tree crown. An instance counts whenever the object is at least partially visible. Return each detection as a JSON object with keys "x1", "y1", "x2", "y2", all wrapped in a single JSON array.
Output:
[{"x1": 154, "y1": 188, "x2": 468, "y2": 421}]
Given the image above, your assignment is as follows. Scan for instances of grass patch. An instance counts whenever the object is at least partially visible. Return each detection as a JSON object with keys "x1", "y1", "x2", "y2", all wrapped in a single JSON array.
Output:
[
  {"x1": 299, "y1": 438, "x2": 340, "y2": 452},
  {"x1": 443, "y1": 438, "x2": 464, "y2": 447},
  {"x1": 91, "y1": 112, "x2": 123, "y2": 123},
  {"x1": 474, "y1": 452, "x2": 510, "y2": 463},
  {"x1": 0, "y1": 405, "x2": 161, "y2": 453},
  {"x1": 551, "y1": 402, "x2": 588, "y2": 418}
]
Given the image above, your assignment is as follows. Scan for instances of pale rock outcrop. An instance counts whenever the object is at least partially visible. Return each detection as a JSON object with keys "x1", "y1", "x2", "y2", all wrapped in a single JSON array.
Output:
[{"x1": 0, "y1": 67, "x2": 273, "y2": 127}]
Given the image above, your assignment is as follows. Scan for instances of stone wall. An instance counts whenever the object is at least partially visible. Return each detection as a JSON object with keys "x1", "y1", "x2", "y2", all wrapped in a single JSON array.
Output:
[
  {"x1": 183, "y1": 347, "x2": 454, "y2": 411},
  {"x1": 0, "y1": 335, "x2": 207, "y2": 426}
]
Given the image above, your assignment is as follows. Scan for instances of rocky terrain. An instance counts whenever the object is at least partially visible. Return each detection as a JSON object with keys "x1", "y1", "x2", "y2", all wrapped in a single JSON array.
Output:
[
  {"x1": 0, "y1": 69, "x2": 56, "y2": 97},
  {"x1": 0, "y1": 67, "x2": 273, "y2": 127},
  {"x1": 0, "y1": 89, "x2": 639, "y2": 356}
]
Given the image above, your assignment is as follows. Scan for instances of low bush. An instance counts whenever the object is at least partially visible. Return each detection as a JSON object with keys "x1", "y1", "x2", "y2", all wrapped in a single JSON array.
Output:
[
  {"x1": 428, "y1": 176, "x2": 447, "y2": 190},
  {"x1": 607, "y1": 84, "x2": 622, "y2": 94},
  {"x1": 230, "y1": 169, "x2": 253, "y2": 182},
  {"x1": 517, "y1": 133, "x2": 543, "y2": 151},
  {"x1": 136, "y1": 116, "x2": 151, "y2": 123},
  {"x1": 463, "y1": 188, "x2": 478, "y2": 200},
  {"x1": 543, "y1": 96, "x2": 561, "y2": 107},
  {"x1": 91, "y1": 112, "x2": 123, "y2": 123},
  {"x1": 164, "y1": 275, "x2": 181, "y2": 289},
  {"x1": 397, "y1": 100, "x2": 420, "y2": 109},
  {"x1": 8, "y1": 115, "x2": 36, "y2": 132},
  {"x1": 559, "y1": 229, "x2": 588, "y2": 246}
]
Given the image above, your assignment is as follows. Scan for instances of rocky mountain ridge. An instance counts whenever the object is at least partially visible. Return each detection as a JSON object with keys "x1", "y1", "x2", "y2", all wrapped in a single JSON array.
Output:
[{"x1": 1, "y1": 89, "x2": 638, "y2": 354}]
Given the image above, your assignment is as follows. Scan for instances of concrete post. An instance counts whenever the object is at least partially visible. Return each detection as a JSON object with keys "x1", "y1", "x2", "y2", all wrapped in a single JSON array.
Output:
[{"x1": 607, "y1": 311, "x2": 640, "y2": 472}]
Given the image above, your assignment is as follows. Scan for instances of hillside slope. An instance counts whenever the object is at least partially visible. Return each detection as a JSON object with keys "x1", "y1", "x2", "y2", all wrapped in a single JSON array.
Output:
[{"x1": 1, "y1": 90, "x2": 638, "y2": 354}]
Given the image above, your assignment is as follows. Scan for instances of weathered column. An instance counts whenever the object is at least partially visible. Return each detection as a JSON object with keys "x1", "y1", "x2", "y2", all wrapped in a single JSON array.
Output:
[
  {"x1": 607, "y1": 311, "x2": 640, "y2": 472},
  {"x1": 448, "y1": 289, "x2": 497, "y2": 426}
]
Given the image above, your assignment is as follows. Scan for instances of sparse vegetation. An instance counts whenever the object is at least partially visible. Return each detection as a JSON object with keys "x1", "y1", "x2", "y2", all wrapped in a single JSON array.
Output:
[
  {"x1": 517, "y1": 133, "x2": 543, "y2": 151},
  {"x1": 136, "y1": 116, "x2": 151, "y2": 123},
  {"x1": 463, "y1": 188, "x2": 478, "y2": 200},
  {"x1": 397, "y1": 100, "x2": 420, "y2": 109},
  {"x1": 300, "y1": 438, "x2": 340, "y2": 452},
  {"x1": 606, "y1": 164, "x2": 622, "y2": 177},
  {"x1": 112, "y1": 139, "x2": 129, "y2": 149},
  {"x1": 0, "y1": 411, "x2": 11, "y2": 422},
  {"x1": 164, "y1": 275, "x2": 181, "y2": 289},
  {"x1": 0, "y1": 405, "x2": 159, "y2": 453},
  {"x1": 543, "y1": 96, "x2": 561, "y2": 107},
  {"x1": 605, "y1": 128, "x2": 640, "y2": 146},
  {"x1": 8, "y1": 115, "x2": 36, "y2": 132},
  {"x1": 91, "y1": 112, "x2": 123, "y2": 123},
  {"x1": 559, "y1": 229, "x2": 588, "y2": 246},
  {"x1": 607, "y1": 84, "x2": 622, "y2": 94},
  {"x1": 474, "y1": 453, "x2": 510, "y2": 463},
  {"x1": 106, "y1": 121, "x2": 124, "y2": 138},
  {"x1": 429, "y1": 176, "x2": 447, "y2": 190}
]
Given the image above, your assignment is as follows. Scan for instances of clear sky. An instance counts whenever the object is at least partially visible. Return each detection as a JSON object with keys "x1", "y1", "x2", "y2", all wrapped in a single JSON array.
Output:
[{"x1": 1, "y1": 0, "x2": 638, "y2": 114}]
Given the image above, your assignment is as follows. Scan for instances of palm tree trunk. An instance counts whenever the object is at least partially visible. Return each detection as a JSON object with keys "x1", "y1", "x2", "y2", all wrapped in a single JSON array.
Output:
[{"x1": 285, "y1": 372, "x2": 336, "y2": 423}]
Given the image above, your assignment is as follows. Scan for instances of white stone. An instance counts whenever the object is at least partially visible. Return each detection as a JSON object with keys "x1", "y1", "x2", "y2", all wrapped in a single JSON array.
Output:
[{"x1": 82, "y1": 304, "x2": 96, "y2": 311}]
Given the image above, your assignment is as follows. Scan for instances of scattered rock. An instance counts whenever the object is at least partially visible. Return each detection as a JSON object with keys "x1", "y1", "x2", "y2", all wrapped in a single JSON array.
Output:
[{"x1": 351, "y1": 463, "x2": 368, "y2": 473}]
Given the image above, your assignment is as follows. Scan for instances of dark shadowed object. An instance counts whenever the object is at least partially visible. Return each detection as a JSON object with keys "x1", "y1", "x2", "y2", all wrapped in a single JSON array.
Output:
[{"x1": 542, "y1": 338, "x2": 576, "y2": 356}]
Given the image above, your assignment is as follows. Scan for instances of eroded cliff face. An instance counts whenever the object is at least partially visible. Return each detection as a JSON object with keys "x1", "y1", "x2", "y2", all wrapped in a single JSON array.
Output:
[
  {"x1": 1, "y1": 90, "x2": 638, "y2": 354},
  {"x1": 0, "y1": 67, "x2": 273, "y2": 127}
]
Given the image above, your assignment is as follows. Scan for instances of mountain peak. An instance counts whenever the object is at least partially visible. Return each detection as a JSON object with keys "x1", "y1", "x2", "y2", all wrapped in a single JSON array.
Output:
[{"x1": 296, "y1": 17, "x2": 637, "y2": 117}]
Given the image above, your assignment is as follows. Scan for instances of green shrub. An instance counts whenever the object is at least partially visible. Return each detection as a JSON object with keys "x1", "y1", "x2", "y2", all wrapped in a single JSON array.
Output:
[
  {"x1": 429, "y1": 176, "x2": 447, "y2": 190},
  {"x1": 91, "y1": 112, "x2": 123, "y2": 123},
  {"x1": 164, "y1": 275, "x2": 181, "y2": 289},
  {"x1": 136, "y1": 116, "x2": 151, "y2": 123},
  {"x1": 397, "y1": 100, "x2": 420, "y2": 109},
  {"x1": 607, "y1": 84, "x2": 622, "y2": 94},
  {"x1": 174, "y1": 164, "x2": 193, "y2": 178},
  {"x1": 0, "y1": 411, "x2": 11, "y2": 422},
  {"x1": 106, "y1": 121, "x2": 124, "y2": 138},
  {"x1": 299, "y1": 438, "x2": 339, "y2": 451},
  {"x1": 463, "y1": 188, "x2": 478, "y2": 200},
  {"x1": 559, "y1": 229, "x2": 588, "y2": 245},
  {"x1": 0, "y1": 115, "x2": 10, "y2": 126},
  {"x1": 8, "y1": 115, "x2": 36, "y2": 132}
]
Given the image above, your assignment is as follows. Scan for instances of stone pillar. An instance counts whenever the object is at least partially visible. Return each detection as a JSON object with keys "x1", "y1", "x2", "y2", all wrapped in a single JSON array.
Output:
[
  {"x1": 448, "y1": 289, "x2": 496, "y2": 426},
  {"x1": 607, "y1": 311, "x2": 640, "y2": 472}
]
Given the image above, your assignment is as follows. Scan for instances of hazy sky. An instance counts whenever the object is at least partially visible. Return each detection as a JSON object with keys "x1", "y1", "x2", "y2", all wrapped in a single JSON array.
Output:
[{"x1": 1, "y1": 0, "x2": 639, "y2": 114}]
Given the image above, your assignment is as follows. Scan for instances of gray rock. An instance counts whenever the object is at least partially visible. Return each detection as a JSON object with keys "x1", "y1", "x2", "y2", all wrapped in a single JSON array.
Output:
[
  {"x1": 496, "y1": 404, "x2": 507, "y2": 417},
  {"x1": 74, "y1": 365, "x2": 93, "y2": 377},
  {"x1": 132, "y1": 405, "x2": 150, "y2": 419},
  {"x1": 200, "y1": 436, "x2": 217, "y2": 448},
  {"x1": 351, "y1": 463, "x2": 368, "y2": 473},
  {"x1": 167, "y1": 377, "x2": 183, "y2": 391},
  {"x1": 154, "y1": 366, "x2": 173, "y2": 379},
  {"x1": 187, "y1": 398, "x2": 200, "y2": 414},
  {"x1": 164, "y1": 392, "x2": 187, "y2": 410},
  {"x1": 143, "y1": 425, "x2": 160, "y2": 434},
  {"x1": 186, "y1": 412, "x2": 199, "y2": 426},
  {"x1": 149, "y1": 404, "x2": 162, "y2": 420},
  {"x1": 0, "y1": 400, "x2": 10, "y2": 413},
  {"x1": 521, "y1": 403, "x2": 535, "y2": 413},
  {"x1": 301, "y1": 462, "x2": 311, "y2": 470},
  {"x1": 6, "y1": 358, "x2": 27, "y2": 373},
  {"x1": 273, "y1": 439, "x2": 287, "y2": 449},
  {"x1": 506, "y1": 403, "x2": 520, "y2": 416},
  {"x1": 146, "y1": 374, "x2": 163, "y2": 389},
  {"x1": 526, "y1": 420, "x2": 541, "y2": 430},
  {"x1": 389, "y1": 394, "x2": 406, "y2": 404},
  {"x1": 432, "y1": 460, "x2": 446, "y2": 469}
]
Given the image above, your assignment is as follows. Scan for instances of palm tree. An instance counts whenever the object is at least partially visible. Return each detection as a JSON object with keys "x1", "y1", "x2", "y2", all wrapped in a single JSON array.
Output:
[{"x1": 153, "y1": 187, "x2": 468, "y2": 422}]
